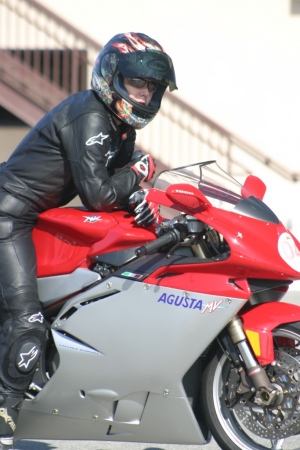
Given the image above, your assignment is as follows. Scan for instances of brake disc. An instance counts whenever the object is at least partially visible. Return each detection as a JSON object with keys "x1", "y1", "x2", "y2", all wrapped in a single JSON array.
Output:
[{"x1": 230, "y1": 348, "x2": 300, "y2": 439}]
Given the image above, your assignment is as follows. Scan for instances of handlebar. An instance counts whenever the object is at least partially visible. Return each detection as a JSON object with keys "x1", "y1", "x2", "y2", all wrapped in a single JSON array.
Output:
[{"x1": 135, "y1": 229, "x2": 180, "y2": 257}]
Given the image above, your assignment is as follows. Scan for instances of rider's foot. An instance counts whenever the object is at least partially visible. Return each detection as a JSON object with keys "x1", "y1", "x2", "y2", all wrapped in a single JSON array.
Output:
[{"x1": 0, "y1": 437, "x2": 14, "y2": 449}]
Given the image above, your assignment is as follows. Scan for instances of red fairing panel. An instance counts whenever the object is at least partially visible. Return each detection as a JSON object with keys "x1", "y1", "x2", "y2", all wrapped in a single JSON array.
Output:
[
  {"x1": 241, "y1": 302, "x2": 300, "y2": 365},
  {"x1": 33, "y1": 207, "x2": 156, "y2": 277}
]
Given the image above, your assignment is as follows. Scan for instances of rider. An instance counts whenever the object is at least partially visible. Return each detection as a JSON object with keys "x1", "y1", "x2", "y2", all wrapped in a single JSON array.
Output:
[{"x1": 0, "y1": 32, "x2": 177, "y2": 449}]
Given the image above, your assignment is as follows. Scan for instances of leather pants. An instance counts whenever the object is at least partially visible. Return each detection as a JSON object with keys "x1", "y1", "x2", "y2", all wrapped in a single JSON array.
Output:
[{"x1": 0, "y1": 211, "x2": 47, "y2": 393}]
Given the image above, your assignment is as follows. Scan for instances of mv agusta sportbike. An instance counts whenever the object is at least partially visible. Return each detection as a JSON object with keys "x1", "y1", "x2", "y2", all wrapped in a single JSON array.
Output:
[{"x1": 14, "y1": 160, "x2": 300, "y2": 450}]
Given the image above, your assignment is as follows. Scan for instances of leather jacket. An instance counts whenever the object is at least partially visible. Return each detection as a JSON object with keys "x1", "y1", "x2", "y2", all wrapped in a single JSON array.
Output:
[{"x1": 0, "y1": 90, "x2": 138, "y2": 220}]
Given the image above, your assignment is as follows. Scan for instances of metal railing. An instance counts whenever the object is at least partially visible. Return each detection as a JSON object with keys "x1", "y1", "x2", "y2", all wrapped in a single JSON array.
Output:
[
  {"x1": 0, "y1": 0, "x2": 100, "y2": 119},
  {"x1": 1, "y1": 0, "x2": 299, "y2": 181},
  {"x1": 140, "y1": 93, "x2": 300, "y2": 181}
]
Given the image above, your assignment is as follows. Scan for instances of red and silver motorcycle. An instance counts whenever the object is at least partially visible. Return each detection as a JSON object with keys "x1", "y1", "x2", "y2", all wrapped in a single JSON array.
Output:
[{"x1": 16, "y1": 161, "x2": 300, "y2": 450}]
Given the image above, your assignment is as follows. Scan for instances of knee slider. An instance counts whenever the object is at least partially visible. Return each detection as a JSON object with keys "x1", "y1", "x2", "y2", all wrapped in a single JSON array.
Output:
[
  {"x1": 15, "y1": 338, "x2": 41, "y2": 374},
  {"x1": 0, "y1": 328, "x2": 47, "y2": 392}
]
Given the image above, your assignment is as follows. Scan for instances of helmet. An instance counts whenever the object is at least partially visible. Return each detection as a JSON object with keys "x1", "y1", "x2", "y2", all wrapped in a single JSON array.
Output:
[{"x1": 91, "y1": 32, "x2": 177, "y2": 129}]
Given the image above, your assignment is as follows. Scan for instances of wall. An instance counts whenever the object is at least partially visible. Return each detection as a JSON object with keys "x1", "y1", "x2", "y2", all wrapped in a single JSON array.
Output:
[
  {"x1": 38, "y1": 0, "x2": 300, "y2": 166},
  {"x1": 1, "y1": 126, "x2": 30, "y2": 159}
]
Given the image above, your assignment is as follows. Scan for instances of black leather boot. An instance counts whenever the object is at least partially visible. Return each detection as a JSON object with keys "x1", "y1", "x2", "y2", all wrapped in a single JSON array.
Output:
[{"x1": 0, "y1": 393, "x2": 23, "y2": 450}]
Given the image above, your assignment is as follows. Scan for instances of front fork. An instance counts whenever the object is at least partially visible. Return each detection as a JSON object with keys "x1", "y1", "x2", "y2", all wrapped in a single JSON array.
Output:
[
  {"x1": 226, "y1": 315, "x2": 279, "y2": 406},
  {"x1": 223, "y1": 302, "x2": 300, "y2": 407}
]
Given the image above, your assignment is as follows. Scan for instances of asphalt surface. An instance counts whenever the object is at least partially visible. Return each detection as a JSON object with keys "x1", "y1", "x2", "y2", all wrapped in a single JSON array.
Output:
[
  {"x1": 15, "y1": 440, "x2": 221, "y2": 450},
  {"x1": 14, "y1": 437, "x2": 300, "y2": 449}
]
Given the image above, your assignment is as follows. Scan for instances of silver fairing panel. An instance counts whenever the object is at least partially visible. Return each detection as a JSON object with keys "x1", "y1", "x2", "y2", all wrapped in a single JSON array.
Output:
[
  {"x1": 16, "y1": 276, "x2": 247, "y2": 444},
  {"x1": 37, "y1": 268, "x2": 100, "y2": 306}
]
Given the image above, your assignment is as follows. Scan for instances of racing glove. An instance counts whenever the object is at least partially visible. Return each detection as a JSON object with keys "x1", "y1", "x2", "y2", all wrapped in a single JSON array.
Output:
[
  {"x1": 130, "y1": 154, "x2": 156, "y2": 183},
  {"x1": 128, "y1": 189, "x2": 160, "y2": 227}
]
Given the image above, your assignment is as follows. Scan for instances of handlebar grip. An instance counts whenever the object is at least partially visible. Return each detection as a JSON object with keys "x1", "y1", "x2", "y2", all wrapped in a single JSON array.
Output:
[{"x1": 135, "y1": 230, "x2": 180, "y2": 257}]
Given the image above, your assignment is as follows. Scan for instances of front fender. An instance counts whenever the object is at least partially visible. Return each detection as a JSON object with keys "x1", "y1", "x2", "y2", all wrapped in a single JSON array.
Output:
[{"x1": 241, "y1": 302, "x2": 300, "y2": 366}]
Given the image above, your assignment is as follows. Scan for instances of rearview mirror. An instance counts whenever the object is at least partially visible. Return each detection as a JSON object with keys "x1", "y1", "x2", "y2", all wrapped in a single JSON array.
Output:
[
  {"x1": 242, "y1": 175, "x2": 266, "y2": 200},
  {"x1": 166, "y1": 183, "x2": 212, "y2": 211}
]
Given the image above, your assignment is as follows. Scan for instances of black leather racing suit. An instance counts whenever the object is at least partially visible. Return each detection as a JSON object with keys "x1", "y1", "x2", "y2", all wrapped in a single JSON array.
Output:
[{"x1": 0, "y1": 90, "x2": 139, "y2": 415}]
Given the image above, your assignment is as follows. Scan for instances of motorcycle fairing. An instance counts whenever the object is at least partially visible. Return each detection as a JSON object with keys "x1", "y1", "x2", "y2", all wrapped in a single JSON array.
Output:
[
  {"x1": 33, "y1": 208, "x2": 156, "y2": 277},
  {"x1": 241, "y1": 301, "x2": 300, "y2": 365},
  {"x1": 10, "y1": 160, "x2": 300, "y2": 449},
  {"x1": 16, "y1": 277, "x2": 247, "y2": 443},
  {"x1": 37, "y1": 268, "x2": 100, "y2": 307},
  {"x1": 91, "y1": 246, "x2": 250, "y2": 298}
]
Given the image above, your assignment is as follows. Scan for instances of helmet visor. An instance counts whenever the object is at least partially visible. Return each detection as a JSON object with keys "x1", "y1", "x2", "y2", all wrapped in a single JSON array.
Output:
[
  {"x1": 113, "y1": 73, "x2": 167, "y2": 116},
  {"x1": 126, "y1": 78, "x2": 158, "y2": 93},
  {"x1": 117, "y1": 50, "x2": 177, "y2": 91}
]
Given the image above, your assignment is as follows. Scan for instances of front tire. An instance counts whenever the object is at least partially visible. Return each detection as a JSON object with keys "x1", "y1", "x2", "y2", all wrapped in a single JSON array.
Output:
[{"x1": 201, "y1": 324, "x2": 300, "y2": 450}]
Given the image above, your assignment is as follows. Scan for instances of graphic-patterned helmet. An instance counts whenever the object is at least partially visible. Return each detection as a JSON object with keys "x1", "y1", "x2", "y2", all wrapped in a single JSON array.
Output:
[{"x1": 91, "y1": 32, "x2": 177, "y2": 129}]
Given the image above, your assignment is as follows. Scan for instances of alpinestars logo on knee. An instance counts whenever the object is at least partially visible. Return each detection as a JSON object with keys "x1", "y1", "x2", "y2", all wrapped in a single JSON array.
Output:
[
  {"x1": 28, "y1": 312, "x2": 44, "y2": 323},
  {"x1": 18, "y1": 346, "x2": 39, "y2": 370}
]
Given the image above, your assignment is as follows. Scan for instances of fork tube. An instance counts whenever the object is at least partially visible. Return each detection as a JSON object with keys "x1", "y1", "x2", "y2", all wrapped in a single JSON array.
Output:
[{"x1": 227, "y1": 316, "x2": 273, "y2": 391}]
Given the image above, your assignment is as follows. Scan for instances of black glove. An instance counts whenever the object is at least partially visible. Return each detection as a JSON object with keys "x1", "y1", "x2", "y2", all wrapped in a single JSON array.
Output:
[
  {"x1": 129, "y1": 154, "x2": 156, "y2": 183},
  {"x1": 128, "y1": 190, "x2": 160, "y2": 227}
]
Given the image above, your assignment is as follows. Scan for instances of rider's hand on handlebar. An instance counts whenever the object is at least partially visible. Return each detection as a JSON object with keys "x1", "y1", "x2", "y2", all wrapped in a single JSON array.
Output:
[
  {"x1": 128, "y1": 190, "x2": 160, "y2": 227},
  {"x1": 130, "y1": 154, "x2": 156, "y2": 183}
]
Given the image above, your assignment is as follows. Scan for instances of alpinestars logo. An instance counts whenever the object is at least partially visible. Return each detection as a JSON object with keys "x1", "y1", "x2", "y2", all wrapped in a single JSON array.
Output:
[
  {"x1": 86, "y1": 132, "x2": 109, "y2": 146},
  {"x1": 18, "y1": 346, "x2": 39, "y2": 369},
  {"x1": 28, "y1": 312, "x2": 44, "y2": 323}
]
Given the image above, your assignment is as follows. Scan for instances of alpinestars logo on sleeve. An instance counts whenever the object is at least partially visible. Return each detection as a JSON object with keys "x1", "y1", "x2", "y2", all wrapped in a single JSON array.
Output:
[{"x1": 86, "y1": 132, "x2": 109, "y2": 146}]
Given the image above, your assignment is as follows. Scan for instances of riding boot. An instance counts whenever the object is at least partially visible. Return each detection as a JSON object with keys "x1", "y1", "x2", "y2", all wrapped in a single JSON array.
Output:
[
  {"x1": 0, "y1": 393, "x2": 23, "y2": 450},
  {"x1": 0, "y1": 437, "x2": 15, "y2": 449}
]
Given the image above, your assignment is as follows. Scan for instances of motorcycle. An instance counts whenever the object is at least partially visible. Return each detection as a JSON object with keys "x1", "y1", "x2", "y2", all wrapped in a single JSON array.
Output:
[{"x1": 15, "y1": 160, "x2": 300, "y2": 450}]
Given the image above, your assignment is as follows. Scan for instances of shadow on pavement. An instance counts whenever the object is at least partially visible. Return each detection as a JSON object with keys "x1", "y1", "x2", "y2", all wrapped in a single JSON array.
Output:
[{"x1": 16, "y1": 442, "x2": 56, "y2": 450}]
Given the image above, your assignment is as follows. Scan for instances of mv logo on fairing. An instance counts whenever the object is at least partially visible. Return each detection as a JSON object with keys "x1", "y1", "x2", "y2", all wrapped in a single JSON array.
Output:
[
  {"x1": 157, "y1": 292, "x2": 224, "y2": 314},
  {"x1": 86, "y1": 132, "x2": 109, "y2": 146},
  {"x1": 83, "y1": 215, "x2": 101, "y2": 223}
]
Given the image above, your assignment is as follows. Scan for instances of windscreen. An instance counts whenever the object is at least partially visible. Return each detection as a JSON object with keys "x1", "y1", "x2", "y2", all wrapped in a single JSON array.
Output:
[{"x1": 153, "y1": 161, "x2": 279, "y2": 223}]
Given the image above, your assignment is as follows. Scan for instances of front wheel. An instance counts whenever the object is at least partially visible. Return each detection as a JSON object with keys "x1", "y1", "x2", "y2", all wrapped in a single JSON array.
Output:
[{"x1": 201, "y1": 323, "x2": 300, "y2": 450}]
